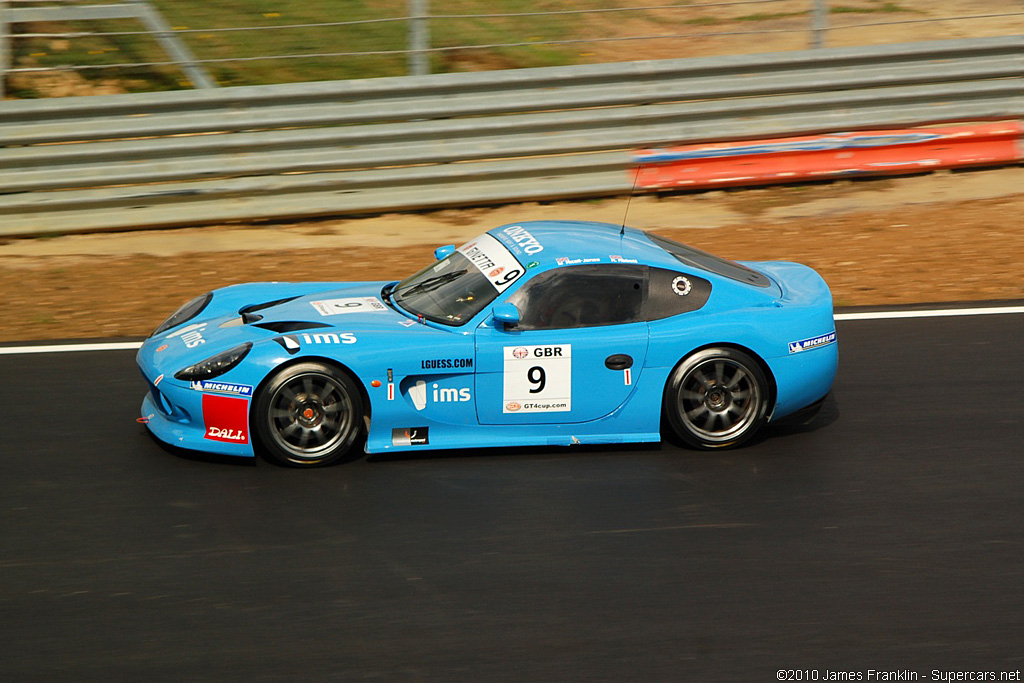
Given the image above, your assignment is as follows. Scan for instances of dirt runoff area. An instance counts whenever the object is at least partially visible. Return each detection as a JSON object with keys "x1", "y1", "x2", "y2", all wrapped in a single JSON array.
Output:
[{"x1": 1, "y1": 166, "x2": 1022, "y2": 343}]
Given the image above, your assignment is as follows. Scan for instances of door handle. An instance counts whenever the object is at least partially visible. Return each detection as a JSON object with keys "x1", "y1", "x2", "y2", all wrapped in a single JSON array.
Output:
[{"x1": 605, "y1": 354, "x2": 633, "y2": 371}]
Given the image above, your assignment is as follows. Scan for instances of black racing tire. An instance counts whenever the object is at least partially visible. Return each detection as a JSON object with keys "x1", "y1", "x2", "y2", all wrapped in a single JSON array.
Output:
[
  {"x1": 253, "y1": 362, "x2": 364, "y2": 467},
  {"x1": 664, "y1": 347, "x2": 769, "y2": 450}
]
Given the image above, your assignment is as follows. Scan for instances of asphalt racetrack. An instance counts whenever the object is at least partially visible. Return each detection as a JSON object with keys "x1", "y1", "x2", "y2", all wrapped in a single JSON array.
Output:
[{"x1": 2, "y1": 307, "x2": 1022, "y2": 681}]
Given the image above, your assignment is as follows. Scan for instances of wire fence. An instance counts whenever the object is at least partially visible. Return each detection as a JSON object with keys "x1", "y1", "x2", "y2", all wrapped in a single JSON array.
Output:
[{"x1": 2, "y1": 0, "x2": 1023, "y2": 96}]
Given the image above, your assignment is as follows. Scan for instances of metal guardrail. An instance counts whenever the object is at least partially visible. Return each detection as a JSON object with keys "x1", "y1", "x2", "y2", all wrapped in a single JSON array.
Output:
[{"x1": 0, "y1": 35, "x2": 1021, "y2": 236}]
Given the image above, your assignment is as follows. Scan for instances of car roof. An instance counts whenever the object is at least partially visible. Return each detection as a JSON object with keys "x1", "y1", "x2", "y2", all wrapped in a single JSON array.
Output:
[{"x1": 486, "y1": 220, "x2": 678, "y2": 270}]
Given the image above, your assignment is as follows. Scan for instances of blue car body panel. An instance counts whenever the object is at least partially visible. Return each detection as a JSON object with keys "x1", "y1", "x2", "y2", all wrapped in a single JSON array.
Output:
[{"x1": 138, "y1": 221, "x2": 837, "y2": 458}]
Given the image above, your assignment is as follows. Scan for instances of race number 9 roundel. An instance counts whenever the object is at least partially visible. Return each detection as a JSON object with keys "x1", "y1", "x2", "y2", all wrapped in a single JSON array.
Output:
[{"x1": 503, "y1": 344, "x2": 571, "y2": 413}]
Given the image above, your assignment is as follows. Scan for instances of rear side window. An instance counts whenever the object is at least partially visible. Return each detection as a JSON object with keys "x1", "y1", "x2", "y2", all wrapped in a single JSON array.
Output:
[
  {"x1": 644, "y1": 267, "x2": 711, "y2": 320},
  {"x1": 646, "y1": 233, "x2": 772, "y2": 288}
]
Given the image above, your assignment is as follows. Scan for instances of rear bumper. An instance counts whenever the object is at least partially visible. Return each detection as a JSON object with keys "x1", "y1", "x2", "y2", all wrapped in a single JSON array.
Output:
[
  {"x1": 767, "y1": 340, "x2": 838, "y2": 421},
  {"x1": 771, "y1": 392, "x2": 829, "y2": 426}
]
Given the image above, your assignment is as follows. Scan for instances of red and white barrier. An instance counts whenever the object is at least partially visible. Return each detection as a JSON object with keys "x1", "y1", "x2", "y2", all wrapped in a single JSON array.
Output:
[{"x1": 631, "y1": 121, "x2": 1023, "y2": 190}]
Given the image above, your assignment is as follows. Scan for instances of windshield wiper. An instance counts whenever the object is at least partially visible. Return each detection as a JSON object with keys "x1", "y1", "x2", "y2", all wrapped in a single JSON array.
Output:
[
  {"x1": 397, "y1": 270, "x2": 467, "y2": 297},
  {"x1": 381, "y1": 282, "x2": 396, "y2": 306}
]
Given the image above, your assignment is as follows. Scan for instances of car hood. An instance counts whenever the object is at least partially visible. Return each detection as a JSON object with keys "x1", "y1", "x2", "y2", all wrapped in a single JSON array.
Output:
[
  {"x1": 143, "y1": 280, "x2": 414, "y2": 370},
  {"x1": 237, "y1": 282, "x2": 400, "y2": 326}
]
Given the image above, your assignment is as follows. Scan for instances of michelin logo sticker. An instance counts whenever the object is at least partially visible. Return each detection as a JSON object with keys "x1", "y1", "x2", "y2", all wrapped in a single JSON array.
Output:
[
  {"x1": 190, "y1": 380, "x2": 254, "y2": 397},
  {"x1": 788, "y1": 331, "x2": 837, "y2": 354}
]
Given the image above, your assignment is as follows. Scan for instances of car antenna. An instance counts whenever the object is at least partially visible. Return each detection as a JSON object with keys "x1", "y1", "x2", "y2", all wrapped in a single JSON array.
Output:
[{"x1": 620, "y1": 164, "x2": 641, "y2": 237}]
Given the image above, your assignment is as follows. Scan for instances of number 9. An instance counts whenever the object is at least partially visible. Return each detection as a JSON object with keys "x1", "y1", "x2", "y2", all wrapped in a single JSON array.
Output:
[
  {"x1": 527, "y1": 366, "x2": 546, "y2": 394},
  {"x1": 495, "y1": 269, "x2": 521, "y2": 286}
]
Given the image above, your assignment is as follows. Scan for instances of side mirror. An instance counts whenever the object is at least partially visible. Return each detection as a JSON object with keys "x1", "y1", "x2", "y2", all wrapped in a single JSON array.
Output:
[
  {"x1": 434, "y1": 244, "x2": 456, "y2": 260},
  {"x1": 491, "y1": 303, "x2": 520, "y2": 330}
]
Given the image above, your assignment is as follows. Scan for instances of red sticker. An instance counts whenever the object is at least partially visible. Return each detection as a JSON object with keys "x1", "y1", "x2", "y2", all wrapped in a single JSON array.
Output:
[{"x1": 202, "y1": 394, "x2": 249, "y2": 444}]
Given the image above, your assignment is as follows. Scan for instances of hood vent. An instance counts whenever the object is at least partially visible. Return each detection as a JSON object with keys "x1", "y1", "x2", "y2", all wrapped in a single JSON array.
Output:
[
  {"x1": 238, "y1": 296, "x2": 301, "y2": 316},
  {"x1": 253, "y1": 321, "x2": 332, "y2": 333}
]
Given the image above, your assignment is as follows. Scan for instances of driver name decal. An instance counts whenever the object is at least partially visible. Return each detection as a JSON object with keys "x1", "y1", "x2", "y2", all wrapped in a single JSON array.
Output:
[
  {"x1": 502, "y1": 344, "x2": 571, "y2": 413},
  {"x1": 457, "y1": 233, "x2": 524, "y2": 293}
]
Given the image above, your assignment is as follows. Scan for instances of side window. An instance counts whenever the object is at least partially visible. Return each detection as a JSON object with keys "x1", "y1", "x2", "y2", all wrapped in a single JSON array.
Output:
[{"x1": 507, "y1": 265, "x2": 646, "y2": 330}]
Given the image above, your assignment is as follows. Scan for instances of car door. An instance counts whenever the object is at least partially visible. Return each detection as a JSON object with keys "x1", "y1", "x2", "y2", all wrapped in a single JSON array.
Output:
[{"x1": 474, "y1": 264, "x2": 650, "y2": 425}]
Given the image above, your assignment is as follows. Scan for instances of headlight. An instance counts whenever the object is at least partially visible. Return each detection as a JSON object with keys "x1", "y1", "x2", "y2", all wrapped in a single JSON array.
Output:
[
  {"x1": 174, "y1": 343, "x2": 252, "y2": 381},
  {"x1": 152, "y1": 292, "x2": 212, "y2": 337}
]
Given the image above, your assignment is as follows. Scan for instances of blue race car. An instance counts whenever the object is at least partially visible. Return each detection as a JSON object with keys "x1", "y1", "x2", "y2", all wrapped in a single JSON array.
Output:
[{"x1": 138, "y1": 221, "x2": 837, "y2": 466}]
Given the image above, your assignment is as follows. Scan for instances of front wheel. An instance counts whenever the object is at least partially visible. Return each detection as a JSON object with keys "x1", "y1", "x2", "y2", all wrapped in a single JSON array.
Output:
[
  {"x1": 664, "y1": 347, "x2": 769, "y2": 449},
  {"x1": 253, "y1": 362, "x2": 364, "y2": 467}
]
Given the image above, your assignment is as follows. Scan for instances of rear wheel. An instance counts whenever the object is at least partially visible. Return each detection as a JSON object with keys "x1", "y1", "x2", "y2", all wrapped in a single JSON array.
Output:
[
  {"x1": 254, "y1": 362, "x2": 364, "y2": 467},
  {"x1": 664, "y1": 347, "x2": 769, "y2": 449}
]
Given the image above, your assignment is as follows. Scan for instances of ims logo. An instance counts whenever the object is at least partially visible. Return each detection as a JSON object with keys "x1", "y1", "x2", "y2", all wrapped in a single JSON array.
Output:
[
  {"x1": 433, "y1": 384, "x2": 471, "y2": 403},
  {"x1": 410, "y1": 380, "x2": 471, "y2": 411}
]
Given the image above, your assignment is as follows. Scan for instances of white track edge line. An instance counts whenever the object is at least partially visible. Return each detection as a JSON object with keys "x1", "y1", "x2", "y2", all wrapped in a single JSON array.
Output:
[
  {"x1": 833, "y1": 305, "x2": 1024, "y2": 321},
  {"x1": 0, "y1": 341, "x2": 143, "y2": 355},
  {"x1": 1, "y1": 305, "x2": 1022, "y2": 355}
]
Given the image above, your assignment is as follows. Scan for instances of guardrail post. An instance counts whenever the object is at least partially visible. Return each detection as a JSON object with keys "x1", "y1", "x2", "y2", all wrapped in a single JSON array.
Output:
[
  {"x1": 134, "y1": 1, "x2": 216, "y2": 88},
  {"x1": 811, "y1": 0, "x2": 828, "y2": 49},
  {"x1": 408, "y1": 0, "x2": 429, "y2": 76},
  {"x1": 1, "y1": 0, "x2": 9, "y2": 98}
]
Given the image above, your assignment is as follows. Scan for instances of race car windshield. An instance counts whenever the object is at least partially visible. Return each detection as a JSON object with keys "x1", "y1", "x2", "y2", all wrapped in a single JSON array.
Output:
[
  {"x1": 392, "y1": 252, "x2": 500, "y2": 326},
  {"x1": 393, "y1": 233, "x2": 526, "y2": 326}
]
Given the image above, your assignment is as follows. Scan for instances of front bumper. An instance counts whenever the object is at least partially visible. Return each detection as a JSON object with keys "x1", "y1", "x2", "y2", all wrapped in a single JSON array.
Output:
[{"x1": 139, "y1": 366, "x2": 256, "y2": 458}]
